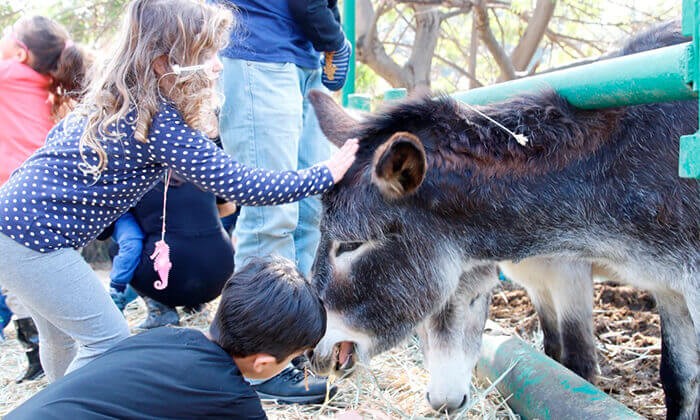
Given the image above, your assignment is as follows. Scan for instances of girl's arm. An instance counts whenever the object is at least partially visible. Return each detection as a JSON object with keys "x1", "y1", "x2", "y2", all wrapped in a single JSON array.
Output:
[{"x1": 145, "y1": 104, "x2": 357, "y2": 206}]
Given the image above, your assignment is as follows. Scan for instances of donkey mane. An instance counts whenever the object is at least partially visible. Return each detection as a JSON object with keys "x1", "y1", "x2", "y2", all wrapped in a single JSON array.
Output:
[
  {"x1": 360, "y1": 91, "x2": 623, "y2": 179},
  {"x1": 354, "y1": 19, "x2": 689, "y2": 182}
]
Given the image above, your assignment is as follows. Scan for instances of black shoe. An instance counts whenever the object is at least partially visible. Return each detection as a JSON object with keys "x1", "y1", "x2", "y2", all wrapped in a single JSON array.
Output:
[
  {"x1": 182, "y1": 303, "x2": 204, "y2": 315},
  {"x1": 14, "y1": 318, "x2": 45, "y2": 383},
  {"x1": 291, "y1": 355, "x2": 311, "y2": 371},
  {"x1": 16, "y1": 348, "x2": 44, "y2": 383},
  {"x1": 138, "y1": 297, "x2": 179, "y2": 330},
  {"x1": 252, "y1": 367, "x2": 337, "y2": 405}
]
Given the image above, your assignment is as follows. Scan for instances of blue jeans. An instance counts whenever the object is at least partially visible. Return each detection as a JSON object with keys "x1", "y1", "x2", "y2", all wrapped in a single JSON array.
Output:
[
  {"x1": 110, "y1": 212, "x2": 144, "y2": 290},
  {"x1": 219, "y1": 59, "x2": 331, "y2": 276}
]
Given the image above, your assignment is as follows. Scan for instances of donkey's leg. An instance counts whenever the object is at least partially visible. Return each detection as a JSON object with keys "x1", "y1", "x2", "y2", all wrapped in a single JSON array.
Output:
[
  {"x1": 655, "y1": 290, "x2": 700, "y2": 420},
  {"x1": 420, "y1": 265, "x2": 497, "y2": 412},
  {"x1": 500, "y1": 259, "x2": 562, "y2": 361},
  {"x1": 549, "y1": 261, "x2": 597, "y2": 383},
  {"x1": 500, "y1": 258, "x2": 597, "y2": 382}
]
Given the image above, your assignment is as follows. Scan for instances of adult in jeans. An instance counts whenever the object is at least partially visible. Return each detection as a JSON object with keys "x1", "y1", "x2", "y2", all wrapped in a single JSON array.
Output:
[{"x1": 219, "y1": 0, "x2": 351, "y2": 405}]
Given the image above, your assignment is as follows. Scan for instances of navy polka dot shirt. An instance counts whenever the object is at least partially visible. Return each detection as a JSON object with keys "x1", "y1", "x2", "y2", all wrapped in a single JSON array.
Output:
[{"x1": 0, "y1": 102, "x2": 334, "y2": 253}]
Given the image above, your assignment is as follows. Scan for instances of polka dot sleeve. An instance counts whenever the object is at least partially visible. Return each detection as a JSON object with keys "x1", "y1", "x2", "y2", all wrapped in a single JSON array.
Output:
[{"x1": 146, "y1": 105, "x2": 335, "y2": 206}]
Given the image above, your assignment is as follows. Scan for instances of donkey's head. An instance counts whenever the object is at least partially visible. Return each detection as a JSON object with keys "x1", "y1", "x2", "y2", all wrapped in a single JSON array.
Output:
[{"x1": 307, "y1": 91, "x2": 505, "y2": 410}]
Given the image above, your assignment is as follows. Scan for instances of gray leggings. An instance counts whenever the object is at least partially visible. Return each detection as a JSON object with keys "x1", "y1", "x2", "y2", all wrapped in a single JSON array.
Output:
[{"x1": 0, "y1": 233, "x2": 129, "y2": 381}]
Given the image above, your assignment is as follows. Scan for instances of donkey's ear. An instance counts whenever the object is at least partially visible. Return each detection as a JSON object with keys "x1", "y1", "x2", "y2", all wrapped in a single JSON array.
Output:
[
  {"x1": 308, "y1": 90, "x2": 362, "y2": 147},
  {"x1": 372, "y1": 132, "x2": 426, "y2": 200}
]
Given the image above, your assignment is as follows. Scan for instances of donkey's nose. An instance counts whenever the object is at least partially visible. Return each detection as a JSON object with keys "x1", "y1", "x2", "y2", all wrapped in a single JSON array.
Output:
[{"x1": 425, "y1": 392, "x2": 468, "y2": 412}]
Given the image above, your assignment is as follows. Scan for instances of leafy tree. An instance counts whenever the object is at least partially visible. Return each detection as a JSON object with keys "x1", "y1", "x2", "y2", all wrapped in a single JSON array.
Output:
[{"x1": 0, "y1": 0, "x2": 128, "y2": 46}]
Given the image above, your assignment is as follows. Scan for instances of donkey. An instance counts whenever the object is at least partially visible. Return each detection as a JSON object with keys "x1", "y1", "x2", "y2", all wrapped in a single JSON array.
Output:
[{"x1": 308, "y1": 21, "x2": 699, "y2": 418}]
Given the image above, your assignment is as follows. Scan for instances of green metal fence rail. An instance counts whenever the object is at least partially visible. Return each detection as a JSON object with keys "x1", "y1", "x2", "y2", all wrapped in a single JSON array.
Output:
[
  {"x1": 476, "y1": 334, "x2": 643, "y2": 420},
  {"x1": 453, "y1": 43, "x2": 696, "y2": 109}
]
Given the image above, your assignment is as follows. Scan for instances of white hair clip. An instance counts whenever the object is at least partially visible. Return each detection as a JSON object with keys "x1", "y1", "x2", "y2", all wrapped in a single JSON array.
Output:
[{"x1": 172, "y1": 63, "x2": 210, "y2": 75}]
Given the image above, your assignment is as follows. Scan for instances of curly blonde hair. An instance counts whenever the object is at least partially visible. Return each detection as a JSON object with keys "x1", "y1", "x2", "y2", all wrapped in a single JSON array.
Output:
[{"x1": 77, "y1": 0, "x2": 234, "y2": 178}]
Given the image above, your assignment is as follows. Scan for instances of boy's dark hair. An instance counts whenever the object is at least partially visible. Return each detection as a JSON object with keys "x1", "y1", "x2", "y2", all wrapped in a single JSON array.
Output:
[{"x1": 210, "y1": 256, "x2": 327, "y2": 361}]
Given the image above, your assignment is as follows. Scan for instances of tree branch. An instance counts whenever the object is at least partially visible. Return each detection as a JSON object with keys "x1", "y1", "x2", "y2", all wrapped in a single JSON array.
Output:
[
  {"x1": 434, "y1": 54, "x2": 483, "y2": 87},
  {"x1": 405, "y1": 4, "x2": 442, "y2": 89},
  {"x1": 510, "y1": 0, "x2": 557, "y2": 71},
  {"x1": 356, "y1": 0, "x2": 410, "y2": 87},
  {"x1": 473, "y1": 0, "x2": 516, "y2": 80}
]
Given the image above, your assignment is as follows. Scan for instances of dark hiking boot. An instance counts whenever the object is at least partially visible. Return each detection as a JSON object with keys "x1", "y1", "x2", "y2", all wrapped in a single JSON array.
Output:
[
  {"x1": 252, "y1": 367, "x2": 337, "y2": 405},
  {"x1": 14, "y1": 318, "x2": 45, "y2": 383},
  {"x1": 182, "y1": 303, "x2": 204, "y2": 314},
  {"x1": 138, "y1": 296, "x2": 179, "y2": 330}
]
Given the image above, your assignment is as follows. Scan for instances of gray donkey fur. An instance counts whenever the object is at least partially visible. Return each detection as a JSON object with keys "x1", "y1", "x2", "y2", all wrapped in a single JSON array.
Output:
[{"x1": 308, "y1": 21, "x2": 699, "y2": 419}]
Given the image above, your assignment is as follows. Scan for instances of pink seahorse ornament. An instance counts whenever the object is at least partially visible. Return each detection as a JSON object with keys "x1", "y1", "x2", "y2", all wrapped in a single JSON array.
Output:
[
  {"x1": 150, "y1": 239, "x2": 172, "y2": 290},
  {"x1": 152, "y1": 170, "x2": 174, "y2": 290}
]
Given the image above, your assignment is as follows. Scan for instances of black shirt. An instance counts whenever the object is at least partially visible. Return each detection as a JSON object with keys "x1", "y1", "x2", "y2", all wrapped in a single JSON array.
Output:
[
  {"x1": 129, "y1": 180, "x2": 235, "y2": 307},
  {"x1": 7, "y1": 328, "x2": 267, "y2": 420}
]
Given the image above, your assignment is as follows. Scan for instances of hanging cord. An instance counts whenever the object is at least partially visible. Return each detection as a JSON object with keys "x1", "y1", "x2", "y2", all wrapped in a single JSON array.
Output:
[
  {"x1": 461, "y1": 102, "x2": 530, "y2": 146},
  {"x1": 160, "y1": 169, "x2": 171, "y2": 242},
  {"x1": 151, "y1": 169, "x2": 173, "y2": 290}
]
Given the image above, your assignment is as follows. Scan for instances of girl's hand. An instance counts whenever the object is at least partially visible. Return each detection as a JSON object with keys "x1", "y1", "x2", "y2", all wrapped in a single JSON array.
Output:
[
  {"x1": 217, "y1": 201, "x2": 237, "y2": 218},
  {"x1": 324, "y1": 138, "x2": 359, "y2": 183}
]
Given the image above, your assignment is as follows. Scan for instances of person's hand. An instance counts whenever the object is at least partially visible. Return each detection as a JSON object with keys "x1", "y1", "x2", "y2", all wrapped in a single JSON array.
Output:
[
  {"x1": 217, "y1": 201, "x2": 237, "y2": 218},
  {"x1": 323, "y1": 138, "x2": 359, "y2": 183},
  {"x1": 321, "y1": 39, "x2": 352, "y2": 91}
]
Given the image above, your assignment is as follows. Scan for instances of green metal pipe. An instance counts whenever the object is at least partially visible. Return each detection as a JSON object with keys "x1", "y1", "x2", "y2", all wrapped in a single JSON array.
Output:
[
  {"x1": 454, "y1": 43, "x2": 697, "y2": 109},
  {"x1": 475, "y1": 334, "x2": 643, "y2": 419},
  {"x1": 341, "y1": 0, "x2": 356, "y2": 107}
]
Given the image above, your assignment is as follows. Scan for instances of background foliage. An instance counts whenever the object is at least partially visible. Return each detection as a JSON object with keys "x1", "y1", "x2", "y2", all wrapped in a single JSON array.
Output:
[{"x1": 0, "y1": 0, "x2": 682, "y2": 97}]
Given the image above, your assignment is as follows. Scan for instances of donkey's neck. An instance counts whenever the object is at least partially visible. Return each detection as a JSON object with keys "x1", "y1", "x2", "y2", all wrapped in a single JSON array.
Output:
[
  {"x1": 429, "y1": 92, "x2": 622, "y2": 179},
  {"x1": 420, "y1": 94, "x2": 630, "y2": 261}
]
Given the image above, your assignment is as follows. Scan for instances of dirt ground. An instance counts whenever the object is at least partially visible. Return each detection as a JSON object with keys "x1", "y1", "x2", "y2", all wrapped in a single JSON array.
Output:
[
  {"x1": 491, "y1": 281, "x2": 663, "y2": 419},
  {"x1": 1, "y1": 272, "x2": 663, "y2": 418}
]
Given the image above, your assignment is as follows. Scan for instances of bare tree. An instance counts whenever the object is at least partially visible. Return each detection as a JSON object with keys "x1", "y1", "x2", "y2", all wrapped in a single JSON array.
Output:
[{"x1": 353, "y1": 0, "x2": 678, "y2": 92}]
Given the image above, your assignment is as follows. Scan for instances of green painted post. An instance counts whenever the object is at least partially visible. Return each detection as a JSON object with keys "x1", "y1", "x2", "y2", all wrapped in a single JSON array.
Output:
[
  {"x1": 341, "y1": 0, "x2": 356, "y2": 107},
  {"x1": 680, "y1": 0, "x2": 700, "y2": 178},
  {"x1": 347, "y1": 93, "x2": 371, "y2": 112},
  {"x1": 383, "y1": 88, "x2": 407, "y2": 101},
  {"x1": 476, "y1": 334, "x2": 643, "y2": 420}
]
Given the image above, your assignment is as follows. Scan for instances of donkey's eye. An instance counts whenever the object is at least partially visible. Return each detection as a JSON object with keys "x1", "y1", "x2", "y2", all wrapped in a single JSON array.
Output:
[{"x1": 337, "y1": 241, "x2": 364, "y2": 256}]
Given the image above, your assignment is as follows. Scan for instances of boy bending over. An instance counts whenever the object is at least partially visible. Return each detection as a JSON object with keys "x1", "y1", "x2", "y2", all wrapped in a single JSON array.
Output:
[{"x1": 7, "y1": 256, "x2": 330, "y2": 419}]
